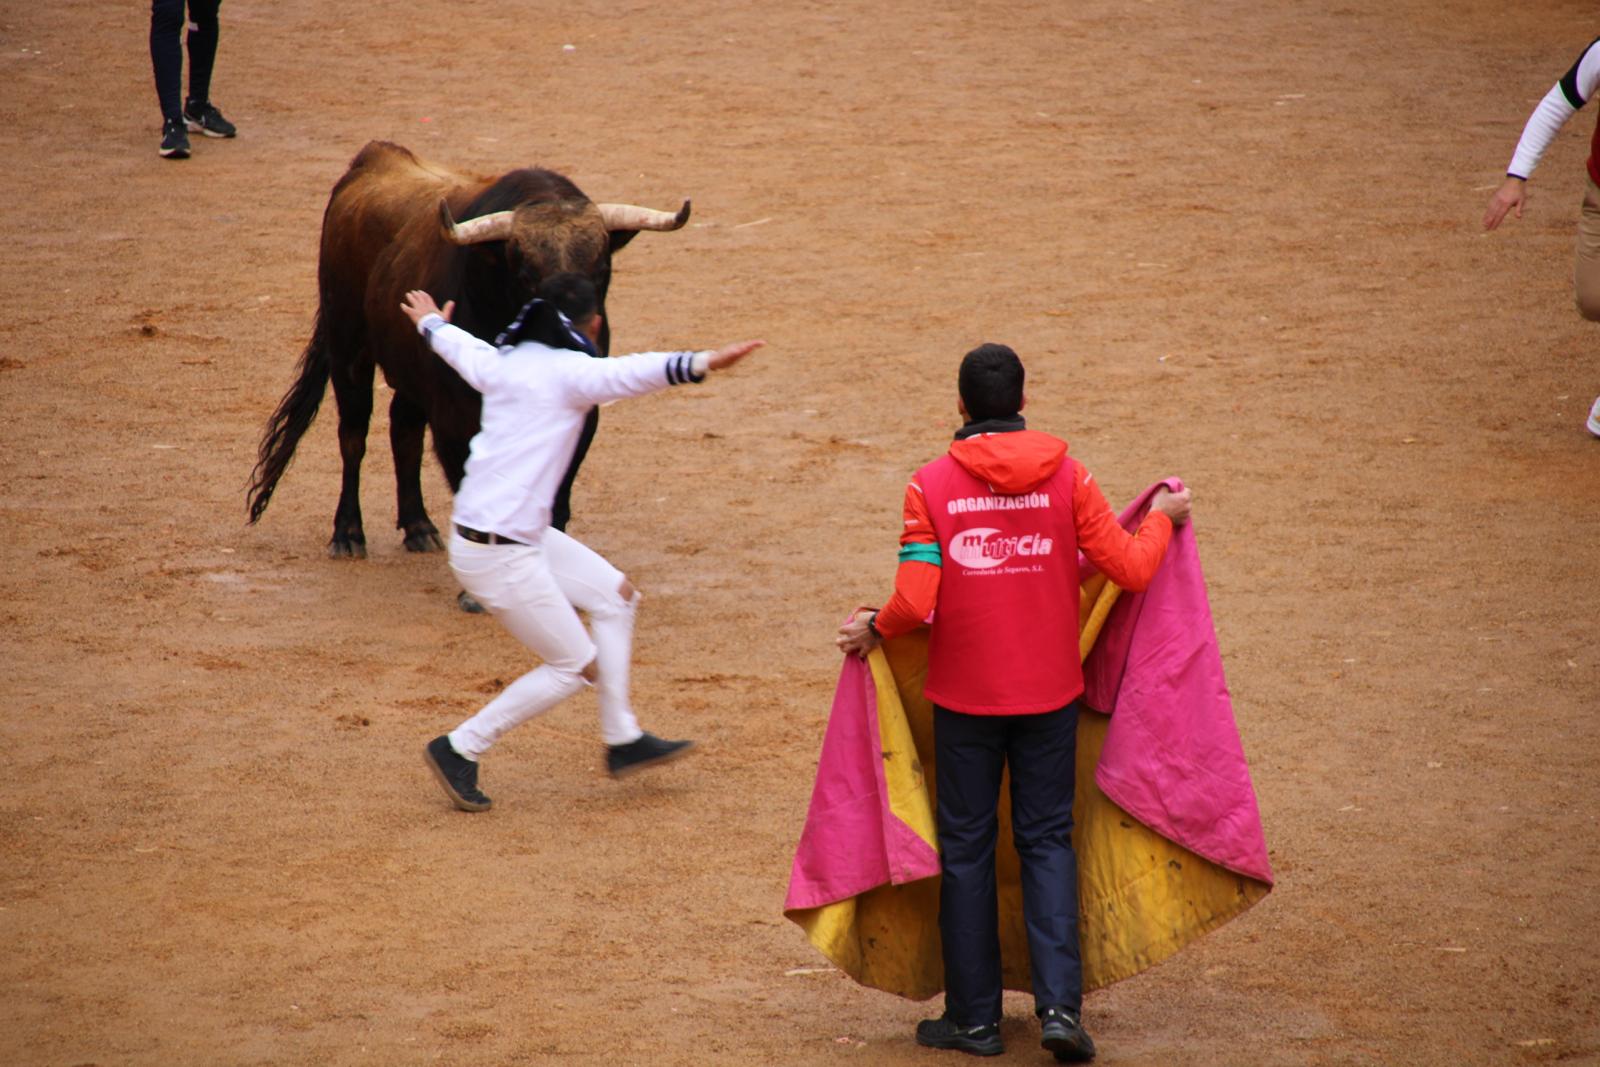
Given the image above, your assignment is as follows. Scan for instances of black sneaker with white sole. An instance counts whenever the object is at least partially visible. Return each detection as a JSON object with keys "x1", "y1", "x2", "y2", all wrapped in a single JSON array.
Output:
[
  {"x1": 159, "y1": 117, "x2": 190, "y2": 159},
  {"x1": 915, "y1": 1016, "x2": 1004, "y2": 1056},
  {"x1": 424, "y1": 734, "x2": 491, "y2": 812},
  {"x1": 1039, "y1": 1005, "x2": 1096, "y2": 1062},
  {"x1": 183, "y1": 98, "x2": 236, "y2": 138},
  {"x1": 606, "y1": 732, "x2": 693, "y2": 777}
]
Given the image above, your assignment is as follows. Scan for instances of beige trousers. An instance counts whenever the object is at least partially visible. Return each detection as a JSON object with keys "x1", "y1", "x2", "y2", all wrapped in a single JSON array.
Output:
[{"x1": 1576, "y1": 178, "x2": 1600, "y2": 322}]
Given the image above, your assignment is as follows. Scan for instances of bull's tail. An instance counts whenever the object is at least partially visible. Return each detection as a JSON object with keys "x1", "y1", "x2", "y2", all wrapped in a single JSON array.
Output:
[{"x1": 247, "y1": 312, "x2": 331, "y2": 524}]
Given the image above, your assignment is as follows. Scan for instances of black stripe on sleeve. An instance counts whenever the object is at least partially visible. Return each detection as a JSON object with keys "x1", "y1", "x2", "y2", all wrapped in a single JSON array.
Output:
[{"x1": 1559, "y1": 37, "x2": 1600, "y2": 108}]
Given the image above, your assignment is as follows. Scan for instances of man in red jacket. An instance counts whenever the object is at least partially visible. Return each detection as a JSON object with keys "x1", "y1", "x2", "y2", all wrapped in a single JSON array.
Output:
[{"x1": 838, "y1": 343, "x2": 1191, "y2": 1061}]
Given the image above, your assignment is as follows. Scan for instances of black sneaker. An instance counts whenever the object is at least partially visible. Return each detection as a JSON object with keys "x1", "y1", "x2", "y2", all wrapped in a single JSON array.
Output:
[
  {"x1": 183, "y1": 98, "x2": 236, "y2": 138},
  {"x1": 159, "y1": 117, "x2": 190, "y2": 159},
  {"x1": 424, "y1": 734, "x2": 491, "y2": 812},
  {"x1": 1039, "y1": 1005, "x2": 1096, "y2": 1062},
  {"x1": 915, "y1": 1016, "x2": 1004, "y2": 1056},
  {"x1": 606, "y1": 732, "x2": 694, "y2": 778}
]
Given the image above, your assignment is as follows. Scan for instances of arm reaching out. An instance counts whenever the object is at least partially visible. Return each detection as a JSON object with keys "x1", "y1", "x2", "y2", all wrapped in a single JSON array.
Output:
[
  {"x1": 401, "y1": 290, "x2": 455, "y2": 329},
  {"x1": 401, "y1": 289, "x2": 500, "y2": 392},
  {"x1": 1484, "y1": 177, "x2": 1527, "y2": 231},
  {"x1": 1150, "y1": 485, "x2": 1193, "y2": 525},
  {"x1": 836, "y1": 609, "x2": 882, "y2": 658},
  {"x1": 706, "y1": 340, "x2": 764, "y2": 370}
]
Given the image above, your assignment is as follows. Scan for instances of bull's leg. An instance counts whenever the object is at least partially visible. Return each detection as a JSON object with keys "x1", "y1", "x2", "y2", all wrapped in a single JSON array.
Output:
[
  {"x1": 327, "y1": 353, "x2": 375, "y2": 559},
  {"x1": 433, "y1": 432, "x2": 471, "y2": 495},
  {"x1": 390, "y1": 391, "x2": 443, "y2": 552}
]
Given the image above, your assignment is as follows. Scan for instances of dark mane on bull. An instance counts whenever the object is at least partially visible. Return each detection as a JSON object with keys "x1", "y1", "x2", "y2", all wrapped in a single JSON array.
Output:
[
  {"x1": 437, "y1": 168, "x2": 604, "y2": 345},
  {"x1": 472, "y1": 167, "x2": 588, "y2": 211}
]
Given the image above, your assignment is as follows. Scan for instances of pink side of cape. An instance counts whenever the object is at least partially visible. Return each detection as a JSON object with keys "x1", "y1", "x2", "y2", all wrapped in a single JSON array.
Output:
[
  {"x1": 783, "y1": 654, "x2": 942, "y2": 913},
  {"x1": 1081, "y1": 480, "x2": 1274, "y2": 885}
]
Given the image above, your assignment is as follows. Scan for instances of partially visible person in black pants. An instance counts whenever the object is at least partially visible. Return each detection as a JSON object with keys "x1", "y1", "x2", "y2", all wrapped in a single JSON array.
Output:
[{"x1": 151, "y1": 0, "x2": 236, "y2": 159}]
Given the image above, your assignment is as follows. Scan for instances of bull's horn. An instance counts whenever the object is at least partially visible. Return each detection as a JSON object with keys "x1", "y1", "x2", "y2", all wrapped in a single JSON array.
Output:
[
  {"x1": 439, "y1": 200, "x2": 516, "y2": 244},
  {"x1": 597, "y1": 200, "x2": 691, "y2": 232}
]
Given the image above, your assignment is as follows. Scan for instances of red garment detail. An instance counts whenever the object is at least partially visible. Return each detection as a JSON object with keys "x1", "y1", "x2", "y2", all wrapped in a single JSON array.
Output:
[
  {"x1": 883, "y1": 429, "x2": 1176, "y2": 714},
  {"x1": 876, "y1": 430, "x2": 1174, "y2": 644},
  {"x1": 873, "y1": 559, "x2": 939, "y2": 641},
  {"x1": 918, "y1": 447, "x2": 1082, "y2": 715},
  {"x1": 1590, "y1": 109, "x2": 1600, "y2": 187}
]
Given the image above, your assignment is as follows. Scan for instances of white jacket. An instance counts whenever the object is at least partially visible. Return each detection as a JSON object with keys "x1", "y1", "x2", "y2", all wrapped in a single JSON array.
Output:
[{"x1": 419, "y1": 313, "x2": 707, "y2": 543}]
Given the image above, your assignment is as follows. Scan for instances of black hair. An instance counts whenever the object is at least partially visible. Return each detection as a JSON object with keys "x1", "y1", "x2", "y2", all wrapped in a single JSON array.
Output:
[
  {"x1": 958, "y1": 343, "x2": 1024, "y2": 420},
  {"x1": 495, "y1": 272, "x2": 599, "y2": 352},
  {"x1": 537, "y1": 272, "x2": 599, "y2": 324}
]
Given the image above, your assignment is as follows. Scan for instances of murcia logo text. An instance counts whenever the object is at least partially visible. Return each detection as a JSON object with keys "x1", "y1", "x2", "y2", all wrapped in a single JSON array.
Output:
[{"x1": 949, "y1": 527, "x2": 1056, "y2": 570}]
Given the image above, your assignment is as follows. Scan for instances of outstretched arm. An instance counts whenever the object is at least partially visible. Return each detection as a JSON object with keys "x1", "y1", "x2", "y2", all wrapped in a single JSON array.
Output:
[
  {"x1": 401, "y1": 289, "x2": 499, "y2": 391},
  {"x1": 1075, "y1": 471, "x2": 1189, "y2": 592},
  {"x1": 1483, "y1": 177, "x2": 1527, "y2": 231},
  {"x1": 400, "y1": 289, "x2": 455, "y2": 329},
  {"x1": 565, "y1": 340, "x2": 765, "y2": 407},
  {"x1": 1486, "y1": 39, "x2": 1600, "y2": 230},
  {"x1": 836, "y1": 480, "x2": 941, "y2": 658}
]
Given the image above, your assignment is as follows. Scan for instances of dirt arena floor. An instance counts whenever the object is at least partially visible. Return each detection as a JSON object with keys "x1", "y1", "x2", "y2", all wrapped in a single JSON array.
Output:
[{"x1": 4, "y1": 1, "x2": 1599, "y2": 1064}]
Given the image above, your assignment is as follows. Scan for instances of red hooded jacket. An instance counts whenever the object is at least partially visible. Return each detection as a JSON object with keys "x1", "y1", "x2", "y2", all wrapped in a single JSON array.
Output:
[{"x1": 874, "y1": 428, "x2": 1172, "y2": 715}]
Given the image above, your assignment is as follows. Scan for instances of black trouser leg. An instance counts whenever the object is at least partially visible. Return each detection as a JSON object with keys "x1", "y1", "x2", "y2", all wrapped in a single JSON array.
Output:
[
  {"x1": 149, "y1": 0, "x2": 185, "y2": 121},
  {"x1": 185, "y1": 0, "x2": 222, "y2": 106},
  {"x1": 1007, "y1": 702, "x2": 1083, "y2": 1013},
  {"x1": 551, "y1": 406, "x2": 598, "y2": 533},
  {"x1": 934, "y1": 705, "x2": 1008, "y2": 1027}
]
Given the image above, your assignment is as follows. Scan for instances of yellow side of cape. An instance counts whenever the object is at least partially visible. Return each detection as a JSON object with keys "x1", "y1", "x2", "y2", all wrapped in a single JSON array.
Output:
[{"x1": 786, "y1": 576, "x2": 1270, "y2": 999}]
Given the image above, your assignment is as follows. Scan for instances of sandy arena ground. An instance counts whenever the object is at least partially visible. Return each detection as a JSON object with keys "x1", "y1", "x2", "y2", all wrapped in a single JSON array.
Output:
[{"x1": 3, "y1": 1, "x2": 1598, "y2": 1064}]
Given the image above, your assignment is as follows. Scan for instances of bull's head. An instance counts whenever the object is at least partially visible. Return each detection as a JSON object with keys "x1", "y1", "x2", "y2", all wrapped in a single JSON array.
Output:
[{"x1": 437, "y1": 197, "x2": 691, "y2": 291}]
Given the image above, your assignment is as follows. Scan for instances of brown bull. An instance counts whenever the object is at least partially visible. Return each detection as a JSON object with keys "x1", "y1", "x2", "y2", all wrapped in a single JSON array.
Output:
[{"x1": 247, "y1": 140, "x2": 690, "y2": 557}]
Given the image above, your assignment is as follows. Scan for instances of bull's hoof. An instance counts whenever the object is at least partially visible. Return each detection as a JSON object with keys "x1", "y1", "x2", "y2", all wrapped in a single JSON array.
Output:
[
  {"x1": 402, "y1": 521, "x2": 445, "y2": 553},
  {"x1": 329, "y1": 533, "x2": 368, "y2": 560},
  {"x1": 457, "y1": 590, "x2": 486, "y2": 614}
]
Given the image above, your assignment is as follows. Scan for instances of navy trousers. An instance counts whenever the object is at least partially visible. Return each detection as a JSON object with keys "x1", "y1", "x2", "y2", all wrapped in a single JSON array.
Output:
[
  {"x1": 150, "y1": 0, "x2": 222, "y2": 122},
  {"x1": 934, "y1": 701, "x2": 1082, "y2": 1026}
]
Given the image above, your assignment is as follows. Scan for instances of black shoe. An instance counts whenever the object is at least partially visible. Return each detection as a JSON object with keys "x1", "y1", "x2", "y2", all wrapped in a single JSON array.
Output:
[
  {"x1": 424, "y1": 735, "x2": 491, "y2": 812},
  {"x1": 159, "y1": 117, "x2": 190, "y2": 159},
  {"x1": 606, "y1": 732, "x2": 694, "y2": 778},
  {"x1": 183, "y1": 98, "x2": 236, "y2": 138},
  {"x1": 1039, "y1": 1005, "x2": 1096, "y2": 1062},
  {"x1": 915, "y1": 1016, "x2": 1004, "y2": 1056}
]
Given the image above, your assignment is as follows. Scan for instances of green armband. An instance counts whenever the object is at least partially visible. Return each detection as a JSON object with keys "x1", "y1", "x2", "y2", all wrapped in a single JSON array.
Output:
[{"x1": 898, "y1": 542, "x2": 942, "y2": 567}]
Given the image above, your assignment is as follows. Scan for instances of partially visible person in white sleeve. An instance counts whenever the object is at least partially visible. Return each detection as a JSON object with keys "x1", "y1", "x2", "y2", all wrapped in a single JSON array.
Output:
[{"x1": 1484, "y1": 34, "x2": 1600, "y2": 438}]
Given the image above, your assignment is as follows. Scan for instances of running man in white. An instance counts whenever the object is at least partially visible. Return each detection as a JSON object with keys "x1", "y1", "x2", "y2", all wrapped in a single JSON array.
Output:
[
  {"x1": 1484, "y1": 34, "x2": 1600, "y2": 437},
  {"x1": 401, "y1": 276, "x2": 763, "y2": 811}
]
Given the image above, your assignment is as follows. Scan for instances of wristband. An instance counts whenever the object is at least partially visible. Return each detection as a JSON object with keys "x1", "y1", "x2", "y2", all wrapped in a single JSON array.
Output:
[{"x1": 866, "y1": 611, "x2": 882, "y2": 639}]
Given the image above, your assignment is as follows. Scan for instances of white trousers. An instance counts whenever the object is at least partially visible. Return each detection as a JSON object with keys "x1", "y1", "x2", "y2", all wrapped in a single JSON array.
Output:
[{"x1": 446, "y1": 527, "x2": 644, "y2": 757}]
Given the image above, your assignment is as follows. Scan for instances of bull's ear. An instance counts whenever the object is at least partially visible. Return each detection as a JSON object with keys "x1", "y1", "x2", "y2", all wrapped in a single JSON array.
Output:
[{"x1": 608, "y1": 230, "x2": 641, "y2": 253}]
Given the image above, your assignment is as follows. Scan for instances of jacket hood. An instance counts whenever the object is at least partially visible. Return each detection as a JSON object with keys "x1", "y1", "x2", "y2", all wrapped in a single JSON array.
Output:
[{"x1": 948, "y1": 429, "x2": 1067, "y2": 494}]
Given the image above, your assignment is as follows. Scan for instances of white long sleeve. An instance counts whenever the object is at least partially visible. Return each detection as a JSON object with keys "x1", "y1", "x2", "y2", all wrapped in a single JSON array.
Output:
[
  {"x1": 1507, "y1": 37, "x2": 1600, "y2": 179},
  {"x1": 562, "y1": 350, "x2": 709, "y2": 407},
  {"x1": 419, "y1": 314, "x2": 499, "y2": 392},
  {"x1": 416, "y1": 316, "x2": 711, "y2": 542}
]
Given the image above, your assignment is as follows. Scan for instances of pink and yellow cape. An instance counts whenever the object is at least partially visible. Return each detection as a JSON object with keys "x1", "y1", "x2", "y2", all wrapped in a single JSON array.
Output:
[{"x1": 784, "y1": 481, "x2": 1273, "y2": 997}]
